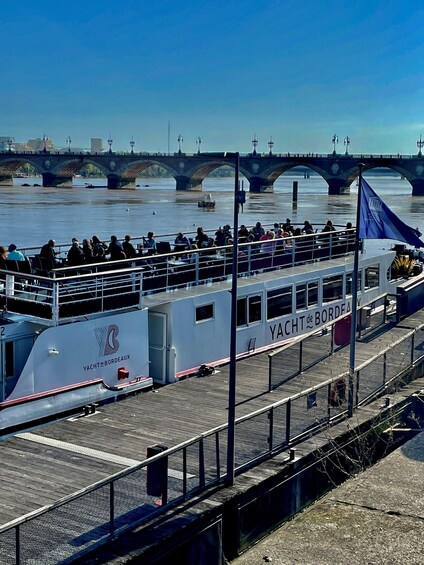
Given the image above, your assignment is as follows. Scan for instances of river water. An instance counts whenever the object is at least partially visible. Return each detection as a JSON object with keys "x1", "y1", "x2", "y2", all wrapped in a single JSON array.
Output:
[{"x1": 1, "y1": 174, "x2": 423, "y2": 250}]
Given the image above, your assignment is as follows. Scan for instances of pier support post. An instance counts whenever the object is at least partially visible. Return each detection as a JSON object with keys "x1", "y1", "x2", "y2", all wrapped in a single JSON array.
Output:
[
  {"x1": 42, "y1": 173, "x2": 73, "y2": 187},
  {"x1": 107, "y1": 175, "x2": 137, "y2": 189},
  {"x1": 410, "y1": 179, "x2": 424, "y2": 196},
  {"x1": 0, "y1": 175, "x2": 13, "y2": 186},
  {"x1": 249, "y1": 177, "x2": 274, "y2": 193},
  {"x1": 175, "y1": 176, "x2": 203, "y2": 191},
  {"x1": 327, "y1": 178, "x2": 351, "y2": 195}
]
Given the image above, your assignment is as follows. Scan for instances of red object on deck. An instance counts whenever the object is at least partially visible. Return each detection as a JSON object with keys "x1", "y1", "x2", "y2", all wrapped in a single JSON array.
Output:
[
  {"x1": 117, "y1": 367, "x2": 129, "y2": 380},
  {"x1": 334, "y1": 315, "x2": 351, "y2": 346}
]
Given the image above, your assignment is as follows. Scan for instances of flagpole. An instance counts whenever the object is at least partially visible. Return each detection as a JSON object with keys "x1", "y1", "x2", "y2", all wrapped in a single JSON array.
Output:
[{"x1": 348, "y1": 163, "x2": 364, "y2": 418}]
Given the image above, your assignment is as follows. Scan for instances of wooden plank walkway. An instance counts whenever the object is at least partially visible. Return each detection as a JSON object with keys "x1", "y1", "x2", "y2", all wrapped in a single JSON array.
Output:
[{"x1": 1, "y1": 308, "x2": 423, "y2": 528}]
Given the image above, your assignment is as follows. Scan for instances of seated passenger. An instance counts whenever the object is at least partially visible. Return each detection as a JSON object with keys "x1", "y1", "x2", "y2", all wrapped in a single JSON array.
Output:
[
  {"x1": 107, "y1": 235, "x2": 124, "y2": 260},
  {"x1": 92, "y1": 235, "x2": 108, "y2": 257},
  {"x1": 67, "y1": 238, "x2": 85, "y2": 266},
  {"x1": 174, "y1": 232, "x2": 190, "y2": 252},
  {"x1": 143, "y1": 232, "x2": 157, "y2": 255},
  {"x1": 122, "y1": 235, "x2": 137, "y2": 258},
  {"x1": 7, "y1": 244, "x2": 25, "y2": 261},
  {"x1": 40, "y1": 239, "x2": 60, "y2": 264}
]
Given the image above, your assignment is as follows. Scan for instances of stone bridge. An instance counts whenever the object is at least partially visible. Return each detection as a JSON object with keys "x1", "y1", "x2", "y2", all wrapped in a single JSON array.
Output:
[{"x1": 2, "y1": 150, "x2": 424, "y2": 195}]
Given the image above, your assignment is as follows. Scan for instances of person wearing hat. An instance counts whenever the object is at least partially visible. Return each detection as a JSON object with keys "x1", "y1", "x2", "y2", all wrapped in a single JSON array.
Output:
[{"x1": 7, "y1": 244, "x2": 25, "y2": 261}]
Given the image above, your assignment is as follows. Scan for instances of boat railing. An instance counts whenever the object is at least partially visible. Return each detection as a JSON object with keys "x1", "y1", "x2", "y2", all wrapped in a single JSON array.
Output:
[
  {"x1": 0, "y1": 229, "x2": 356, "y2": 323},
  {"x1": 1, "y1": 318, "x2": 422, "y2": 564}
]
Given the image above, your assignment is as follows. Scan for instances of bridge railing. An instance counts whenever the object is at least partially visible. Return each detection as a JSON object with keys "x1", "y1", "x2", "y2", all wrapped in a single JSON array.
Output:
[{"x1": 1, "y1": 317, "x2": 423, "y2": 564}]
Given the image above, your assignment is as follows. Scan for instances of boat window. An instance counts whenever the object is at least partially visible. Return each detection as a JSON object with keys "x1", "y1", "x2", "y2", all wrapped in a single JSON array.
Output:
[
  {"x1": 195, "y1": 303, "x2": 214, "y2": 322},
  {"x1": 249, "y1": 294, "x2": 262, "y2": 323},
  {"x1": 267, "y1": 286, "x2": 292, "y2": 320},
  {"x1": 347, "y1": 271, "x2": 362, "y2": 296},
  {"x1": 365, "y1": 265, "x2": 379, "y2": 289},
  {"x1": 323, "y1": 275, "x2": 343, "y2": 303},
  {"x1": 237, "y1": 294, "x2": 262, "y2": 326},
  {"x1": 296, "y1": 281, "x2": 318, "y2": 310}
]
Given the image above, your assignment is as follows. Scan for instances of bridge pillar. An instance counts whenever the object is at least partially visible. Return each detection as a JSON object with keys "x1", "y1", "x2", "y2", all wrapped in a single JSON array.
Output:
[
  {"x1": 327, "y1": 178, "x2": 351, "y2": 195},
  {"x1": 410, "y1": 179, "x2": 424, "y2": 196},
  {"x1": 42, "y1": 173, "x2": 73, "y2": 187},
  {"x1": 0, "y1": 175, "x2": 13, "y2": 186},
  {"x1": 249, "y1": 177, "x2": 274, "y2": 193},
  {"x1": 175, "y1": 176, "x2": 202, "y2": 191},
  {"x1": 107, "y1": 175, "x2": 137, "y2": 189}
]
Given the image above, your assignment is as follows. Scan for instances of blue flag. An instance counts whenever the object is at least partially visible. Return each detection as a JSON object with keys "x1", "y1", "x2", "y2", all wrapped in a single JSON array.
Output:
[{"x1": 359, "y1": 179, "x2": 424, "y2": 247}]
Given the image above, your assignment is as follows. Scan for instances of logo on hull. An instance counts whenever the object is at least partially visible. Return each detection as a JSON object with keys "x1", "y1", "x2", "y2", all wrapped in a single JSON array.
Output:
[{"x1": 94, "y1": 324, "x2": 120, "y2": 356}]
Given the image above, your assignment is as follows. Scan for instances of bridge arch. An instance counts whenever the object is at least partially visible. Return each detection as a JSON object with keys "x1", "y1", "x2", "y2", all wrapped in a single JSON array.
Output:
[{"x1": 0, "y1": 156, "x2": 44, "y2": 185}]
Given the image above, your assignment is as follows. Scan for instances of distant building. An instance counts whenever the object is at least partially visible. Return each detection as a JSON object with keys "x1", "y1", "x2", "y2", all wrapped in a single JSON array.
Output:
[
  {"x1": 27, "y1": 137, "x2": 54, "y2": 152},
  {"x1": 91, "y1": 138, "x2": 104, "y2": 153}
]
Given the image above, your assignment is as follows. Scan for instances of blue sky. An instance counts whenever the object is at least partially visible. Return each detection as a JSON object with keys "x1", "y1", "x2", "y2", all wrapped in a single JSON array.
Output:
[{"x1": 2, "y1": 0, "x2": 424, "y2": 154}]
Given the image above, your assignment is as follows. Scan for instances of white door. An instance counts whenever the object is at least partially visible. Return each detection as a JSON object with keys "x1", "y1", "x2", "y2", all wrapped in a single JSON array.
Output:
[{"x1": 148, "y1": 312, "x2": 168, "y2": 384}]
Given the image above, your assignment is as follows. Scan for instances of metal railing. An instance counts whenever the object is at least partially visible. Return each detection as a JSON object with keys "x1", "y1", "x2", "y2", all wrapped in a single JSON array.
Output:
[
  {"x1": 1, "y1": 317, "x2": 423, "y2": 564},
  {"x1": 0, "y1": 229, "x2": 357, "y2": 323}
]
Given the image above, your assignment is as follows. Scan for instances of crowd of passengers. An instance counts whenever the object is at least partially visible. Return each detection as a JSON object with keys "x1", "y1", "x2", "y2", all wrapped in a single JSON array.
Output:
[{"x1": 0, "y1": 219, "x2": 354, "y2": 270}]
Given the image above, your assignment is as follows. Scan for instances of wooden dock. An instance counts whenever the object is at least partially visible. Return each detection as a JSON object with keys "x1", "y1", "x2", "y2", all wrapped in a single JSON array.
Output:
[{"x1": 1, "y1": 308, "x2": 424, "y2": 529}]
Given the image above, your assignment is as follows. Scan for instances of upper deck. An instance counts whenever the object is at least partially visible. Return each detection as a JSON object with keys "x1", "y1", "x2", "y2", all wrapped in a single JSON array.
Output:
[{"x1": 0, "y1": 229, "x2": 366, "y2": 324}]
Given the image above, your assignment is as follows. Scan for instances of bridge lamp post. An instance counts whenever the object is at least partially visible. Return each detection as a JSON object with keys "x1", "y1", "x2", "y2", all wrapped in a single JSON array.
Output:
[
  {"x1": 66, "y1": 136, "x2": 72, "y2": 152},
  {"x1": 268, "y1": 137, "x2": 274, "y2": 156},
  {"x1": 177, "y1": 134, "x2": 183, "y2": 155},
  {"x1": 108, "y1": 135, "x2": 113, "y2": 154},
  {"x1": 42, "y1": 133, "x2": 48, "y2": 153},
  {"x1": 332, "y1": 134, "x2": 339, "y2": 155},
  {"x1": 417, "y1": 134, "x2": 424, "y2": 157},
  {"x1": 196, "y1": 136, "x2": 202, "y2": 154},
  {"x1": 344, "y1": 136, "x2": 350, "y2": 155},
  {"x1": 252, "y1": 134, "x2": 258, "y2": 156},
  {"x1": 130, "y1": 136, "x2": 135, "y2": 154}
]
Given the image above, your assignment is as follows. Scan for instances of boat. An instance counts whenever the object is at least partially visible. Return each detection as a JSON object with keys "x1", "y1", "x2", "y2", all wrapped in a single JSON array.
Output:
[
  {"x1": 198, "y1": 193, "x2": 215, "y2": 208},
  {"x1": 0, "y1": 227, "x2": 418, "y2": 434}
]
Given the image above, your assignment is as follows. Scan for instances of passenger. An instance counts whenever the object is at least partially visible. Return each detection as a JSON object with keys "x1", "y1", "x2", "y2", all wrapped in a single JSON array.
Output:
[
  {"x1": 0, "y1": 246, "x2": 7, "y2": 261},
  {"x1": 214, "y1": 228, "x2": 226, "y2": 247},
  {"x1": 82, "y1": 239, "x2": 94, "y2": 263},
  {"x1": 174, "y1": 232, "x2": 190, "y2": 252},
  {"x1": 143, "y1": 232, "x2": 157, "y2": 255},
  {"x1": 302, "y1": 220, "x2": 314, "y2": 233},
  {"x1": 7, "y1": 244, "x2": 25, "y2": 261},
  {"x1": 222, "y1": 224, "x2": 232, "y2": 241},
  {"x1": 261, "y1": 231, "x2": 276, "y2": 255},
  {"x1": 40, "y1": 239, "x2": 60, "y2": 263},
  {"x1": 238, "y1": 224, "x2": 250, "y2": 243},
  {"x1": 67, "y1": 238, "x2": 85, "y2": 266},
  {"x1": 92, "y1": 235, "x2": 108, "y2": 257},
  {"x1": 282, "y1": 218, "x2": 294, "y2": 234},
  {"x1": 122, "y1": 235, "x2": 137, "y2": 258},
  {"x1": 322, "y1": 219, "x2": 336, "y2": 233},
  {"x1": 251, "y1": 221, "x2": 265, "y2": 241},
  {"x1": 195, "y1": 227, "x2": 208, "y2": 247},
  {"x1": 107, "y1": 235, "x2": 124, "y2": 260}
]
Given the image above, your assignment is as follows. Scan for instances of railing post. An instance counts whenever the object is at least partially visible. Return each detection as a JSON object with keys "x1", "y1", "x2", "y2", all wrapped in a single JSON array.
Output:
[
  {"x1": 139, "y1": 271, "x2": 143, "y2": 308},
  {"x1": 183, "y1": 447, "x2": 188, "y2": 498},
  {"x1": 194, "y1": 253, "x2": 199, "y2": 285},
  {"x1": 299, "y1": 341, "x2": 303, "y2": 374},
  {"x1": 52, "y1": 280, "x2": 59, "y2": 325},
  {"x1": 215, "y1": 432, "x2": 221, "y2": 480},
  {"x1": 109, "y1": 482, "x2": 115, "y2": 538},
  {"x1": 383, "y1": 352, "x2": 387, "y2": 385},
  {"x1": 268, "y1": 354, "x2": 272, "y2": 392},
  {"x1": 268, "y1": 407, "x2": 274, "y2": 452},
  {"x1": 199, "y1": 438, "x2": 205, "y2": 487},
  {"x1": 286, "y1": 399, "x2": 291, "y2": 445},
  {"x1": 5, "y1": 274, "x2": 15, "y2": 297},
  {"x1": 15, "y1": 525, "x2": 20, "y2": 565},
  {"x1": 411, "y1": 332, "x2": 415, "y2": 365}
]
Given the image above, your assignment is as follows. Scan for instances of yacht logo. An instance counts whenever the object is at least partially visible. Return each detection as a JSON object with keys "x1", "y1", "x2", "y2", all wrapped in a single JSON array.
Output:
[
  {"x1": 369, "y1": 196, "x2": 383, "y2": 222},
  {"x1": 94, "y1": 324, "x2": 120, "y2": 356}
]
